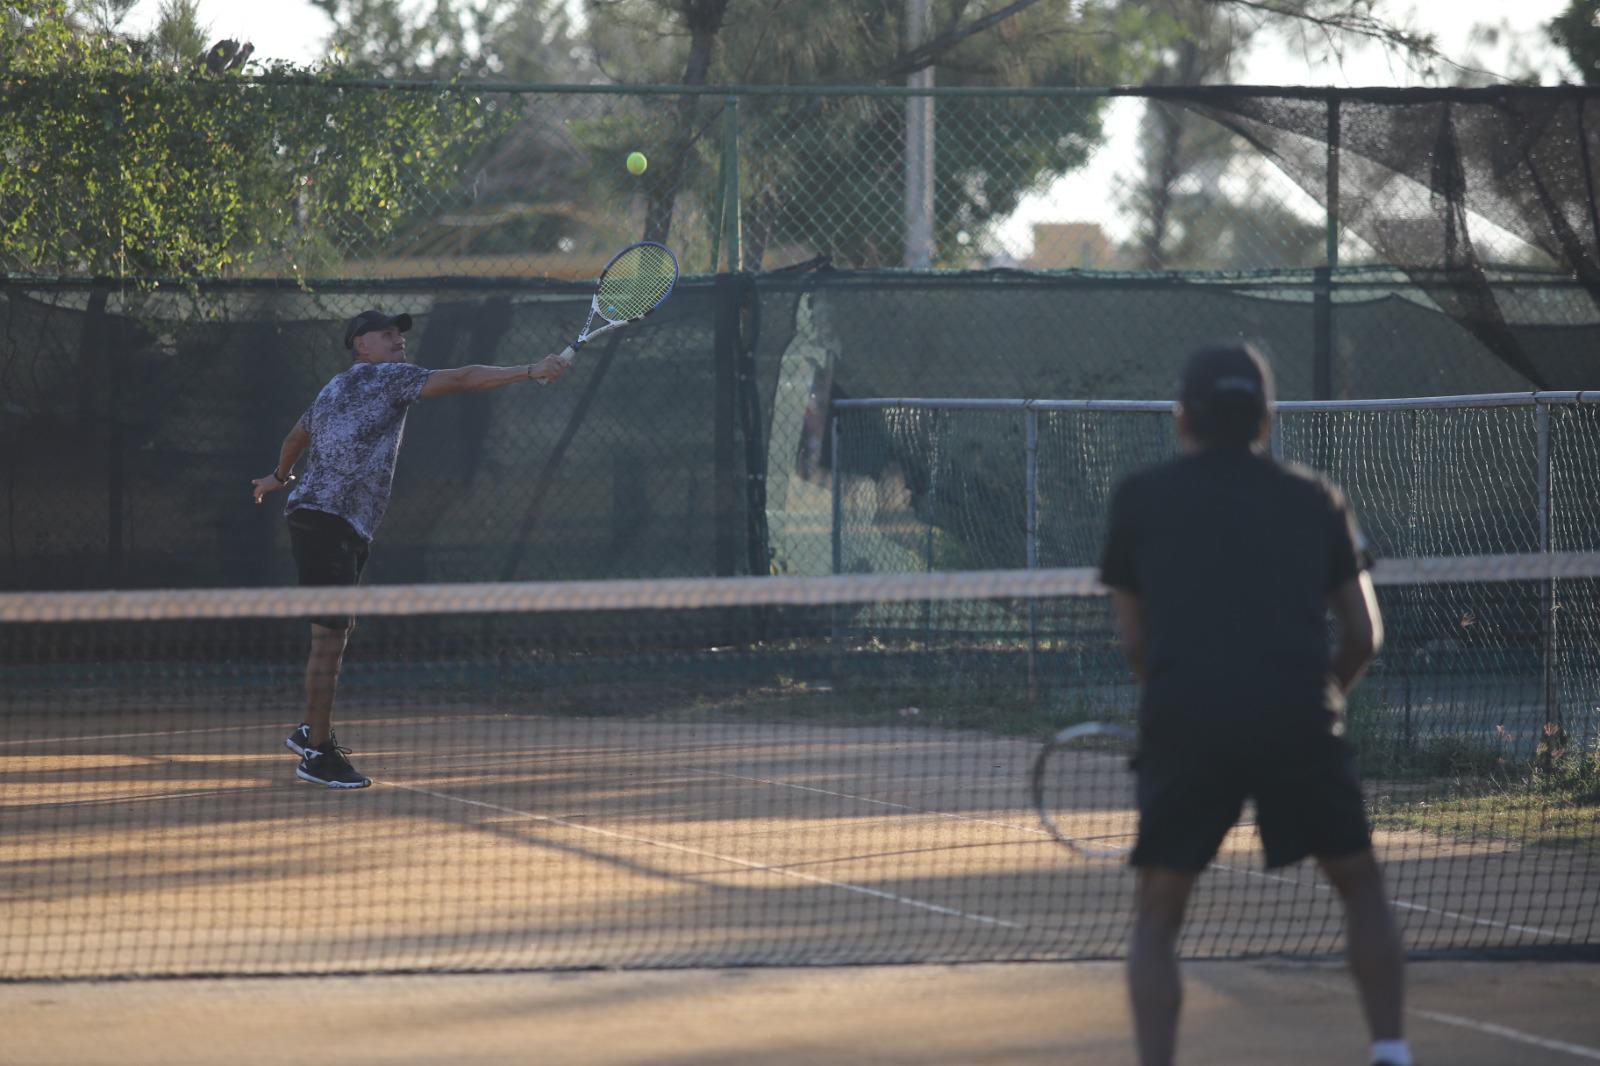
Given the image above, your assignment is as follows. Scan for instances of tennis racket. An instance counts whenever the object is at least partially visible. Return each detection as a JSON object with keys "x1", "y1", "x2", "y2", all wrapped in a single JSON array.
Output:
[
  {"x1": 547, "y1": 241, "x2": 679, "y2": 379},
  {"x1": 1029, "y1": 721, "x2": 1139, "y2": 860}
]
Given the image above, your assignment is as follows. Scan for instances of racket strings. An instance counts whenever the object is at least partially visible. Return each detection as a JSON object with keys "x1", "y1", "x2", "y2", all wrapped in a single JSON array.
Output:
[{"x1": 597, "y1": 246, "x2": 677, "y2": 322}]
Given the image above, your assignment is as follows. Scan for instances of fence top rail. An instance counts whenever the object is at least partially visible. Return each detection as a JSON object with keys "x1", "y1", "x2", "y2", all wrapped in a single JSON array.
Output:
[{"x1": 833, "y1": 392, "x2": 1600, "y2": 414}]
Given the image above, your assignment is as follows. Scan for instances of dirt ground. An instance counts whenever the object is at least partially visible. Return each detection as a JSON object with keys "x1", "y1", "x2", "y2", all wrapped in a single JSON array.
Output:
[{"x1": 6, "y1": 959, "x2": 1600, "y2": 1065}]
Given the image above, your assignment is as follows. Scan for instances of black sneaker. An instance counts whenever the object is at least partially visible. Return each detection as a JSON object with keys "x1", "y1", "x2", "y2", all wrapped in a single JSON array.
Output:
[
  {"x1": 296, "y1": 740, "x2": 371, "y2": 789},
  {"x1": 285, "y1": 723, "x2": 338, "y2": 757}
]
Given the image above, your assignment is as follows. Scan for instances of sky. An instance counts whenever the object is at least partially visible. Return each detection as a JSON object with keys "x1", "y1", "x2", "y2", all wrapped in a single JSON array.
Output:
[{"x1": 120, "y1": 0, "x2": 1575, "y2": 84}]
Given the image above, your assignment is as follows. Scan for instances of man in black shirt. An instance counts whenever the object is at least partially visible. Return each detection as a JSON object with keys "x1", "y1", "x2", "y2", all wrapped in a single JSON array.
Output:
[{"x1": 1099, "y1": 343, "x2": 1410, "y2": 1066}]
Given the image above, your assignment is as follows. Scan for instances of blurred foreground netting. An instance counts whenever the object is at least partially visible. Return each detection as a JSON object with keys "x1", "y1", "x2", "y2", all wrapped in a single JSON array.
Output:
[{"x1": 2, "y1": 558, "x2": 1597, "y2": 978}]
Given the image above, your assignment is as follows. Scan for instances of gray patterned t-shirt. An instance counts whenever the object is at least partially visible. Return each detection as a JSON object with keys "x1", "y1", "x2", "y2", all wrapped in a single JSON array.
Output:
[{"x1": 285, "y1": 361, "x2": 433, "y2": 541}]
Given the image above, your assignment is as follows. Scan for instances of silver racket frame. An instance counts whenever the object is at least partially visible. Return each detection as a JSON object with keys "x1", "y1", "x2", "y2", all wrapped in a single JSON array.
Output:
[{"x1": 1029, "y1": 721, "x2": 1138, "y2": 859}]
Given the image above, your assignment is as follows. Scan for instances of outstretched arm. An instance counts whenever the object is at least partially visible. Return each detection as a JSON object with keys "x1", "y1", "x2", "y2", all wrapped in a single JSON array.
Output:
[
  {"x1": 252, "y1": 422, "x2": 310, "y2": 504},
  {"x1": 420, "y1": 354, "x2": 568, "y2": 399}
]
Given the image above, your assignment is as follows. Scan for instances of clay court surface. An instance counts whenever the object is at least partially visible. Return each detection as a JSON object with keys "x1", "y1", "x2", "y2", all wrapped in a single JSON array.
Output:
[
  {"x1": 5, "y1": 960, "x2": 1600, "y2": 1064},
  {"x1": 5, "y1": 706, "x2": 1599, "y2": 1062}
]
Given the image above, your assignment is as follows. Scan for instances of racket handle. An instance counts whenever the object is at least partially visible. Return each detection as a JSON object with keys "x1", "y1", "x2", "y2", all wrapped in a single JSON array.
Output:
[{"x1": 534, "y1": 348, "x2": 576, "y2": 388}]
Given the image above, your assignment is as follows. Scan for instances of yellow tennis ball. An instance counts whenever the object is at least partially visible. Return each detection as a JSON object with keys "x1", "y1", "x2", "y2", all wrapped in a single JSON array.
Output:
[{"x1": 626, "y1": 151, "x2": 648, "y2": 176}]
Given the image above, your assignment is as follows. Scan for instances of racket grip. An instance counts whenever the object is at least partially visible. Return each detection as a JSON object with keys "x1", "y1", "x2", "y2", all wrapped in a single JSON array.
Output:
[{"x1": 535, "y1": 348, "x2": 576, "y2": 387}]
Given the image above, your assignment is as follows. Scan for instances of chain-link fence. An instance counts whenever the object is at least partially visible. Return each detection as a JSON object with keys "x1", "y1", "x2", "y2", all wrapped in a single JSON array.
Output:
[
  {"x1": 6, "y1": 82, "x2": 1600, "y2": 589},
  {"x1": 829, "y1": 394, "x2": 1600, "y2": 779},
  {"x1": 9, "y1": 81, "x2": 1596, "y2": 277},
  {"x1": 832, "y1": 394, "x2": 1600, "y2": 577}
]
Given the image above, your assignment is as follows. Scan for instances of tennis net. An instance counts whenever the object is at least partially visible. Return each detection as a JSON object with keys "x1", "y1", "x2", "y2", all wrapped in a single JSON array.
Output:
[{"x1": 3, "y1": 556, "x2": 1598, "y2": 978}]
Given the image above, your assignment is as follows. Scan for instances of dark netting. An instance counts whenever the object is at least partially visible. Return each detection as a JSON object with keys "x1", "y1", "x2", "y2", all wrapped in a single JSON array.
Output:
[
  {"x1": 2, "y1": 560, "x2": 1598, "y2": 977},
  {"x1": 1, "y1": 277, "x2": 791, "y2": 590},
  {"x1": 6, "y1": 267, "x2": 1596, "y2": 590},
  {"x1": 1186, "y1": 86, "x2": 1600, "y2": 389}
]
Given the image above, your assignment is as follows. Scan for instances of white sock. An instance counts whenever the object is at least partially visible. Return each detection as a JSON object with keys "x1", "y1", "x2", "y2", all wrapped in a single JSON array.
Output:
[{"x1": 1370, "y1": 1039, "x2": 1412, "y2": 1066}]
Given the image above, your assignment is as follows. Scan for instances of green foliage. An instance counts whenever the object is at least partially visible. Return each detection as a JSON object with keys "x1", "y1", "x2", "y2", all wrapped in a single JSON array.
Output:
[
  {"x1": 0, "y1": 0, "x2": 513, "y2": 280},
  {"x1": 1549, "y1": 1, "x2": 1600, "y2": 85},
  {"x1": 312, "y1": 0, "x2": 581, "y2": 80},
  {"x1": 145, "y1": 0, "x2": 208, "y2": 66}
]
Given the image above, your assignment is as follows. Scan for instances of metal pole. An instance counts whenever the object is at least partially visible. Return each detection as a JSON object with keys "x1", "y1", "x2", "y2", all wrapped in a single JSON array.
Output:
[
  {"x1": 722, "y1": 95, "x2": 742, "y2": 273},
  {"x1": 903, "y1": 0, "x2": 935, "y2": 268},
  {"x1": 1025, "y1": 407, "x2": 1040, "y2": 701},
  {"x1": 1537, "y1": 400, "x2": 1557, "y2": 764},
  {"x1": 830, "y1": 412, "x2": 843, "y2": 576},
  {"x1": 1315, "y1": 94, "x2": 1341, "y2": 400},
  {"x1": 829, "y1": 410, "x2": 844, "y2": 686},
  {"x1": 1325, "y1": 94, "x2": 1341, "y2": 272}
]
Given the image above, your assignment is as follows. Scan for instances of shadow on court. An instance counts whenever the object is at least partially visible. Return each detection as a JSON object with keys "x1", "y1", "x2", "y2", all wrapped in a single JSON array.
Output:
[
  {"x1": 3, "y1": 704, "x2": 1597, "y2": 979},
  {"x1": 4, "y1": 960, "x2": 1600, "y2": 1065}
]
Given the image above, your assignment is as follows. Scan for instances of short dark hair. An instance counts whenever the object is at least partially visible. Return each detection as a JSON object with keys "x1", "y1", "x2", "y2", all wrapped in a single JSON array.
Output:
[{"x1": 1179, "y1": 342, "x2": 1275, "y2": 448}]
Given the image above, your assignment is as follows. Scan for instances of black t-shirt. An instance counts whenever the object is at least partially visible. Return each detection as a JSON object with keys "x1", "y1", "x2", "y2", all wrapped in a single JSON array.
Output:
[{"x1": 1099, "y1": 447, "x2": 1370, "y2": 741}]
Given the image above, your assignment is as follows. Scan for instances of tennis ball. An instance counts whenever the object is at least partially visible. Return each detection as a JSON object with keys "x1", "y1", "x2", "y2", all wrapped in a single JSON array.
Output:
[{"x1": 626, "y1": 151, "x2": 648, "y2": 176}]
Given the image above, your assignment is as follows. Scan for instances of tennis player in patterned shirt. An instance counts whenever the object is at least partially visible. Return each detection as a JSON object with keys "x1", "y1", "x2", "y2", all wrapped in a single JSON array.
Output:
[
  {"x1": 250, "y1": 309, "x2": 568, "y2": 789},
  {"x1": 1099, "y1": 343, "x2": 1412, "y2": 1066}
]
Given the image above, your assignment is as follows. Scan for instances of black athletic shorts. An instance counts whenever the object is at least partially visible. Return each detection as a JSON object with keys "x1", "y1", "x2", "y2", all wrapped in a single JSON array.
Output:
[
  {"x1": 286, "y1": 508, "x2": 369, "y2": 631},
  {"x1": 1131, "y1": 729, "x2": 1371, "y2": 871}
]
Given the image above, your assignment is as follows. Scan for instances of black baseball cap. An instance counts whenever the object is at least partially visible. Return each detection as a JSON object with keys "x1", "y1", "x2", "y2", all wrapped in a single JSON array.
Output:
[
  {"x1": 1179, "y1": 342, "x2": 1275, "y2": 417},
  {"x1": 344, "y1": 309, "x2": 413, "y2": 349}
]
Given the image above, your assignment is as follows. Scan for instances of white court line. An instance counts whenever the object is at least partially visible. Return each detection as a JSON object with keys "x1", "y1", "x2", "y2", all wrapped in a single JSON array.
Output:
[
  {"x1": 379, "y1": 779, "x2": 1021, "y2": 930},
  {"x1": 1413, "y1": 1009, "x2": 1600, "y2": 1061},
  {"x1": 693, "y1": 768, "x2": 1048, "y2": 836},
  {"x1": 702, "y1": 769, "x2": 1575, "y2": 942},
  {"x1": 5, "y1": 787, "x2": 262, "y2": 812}
]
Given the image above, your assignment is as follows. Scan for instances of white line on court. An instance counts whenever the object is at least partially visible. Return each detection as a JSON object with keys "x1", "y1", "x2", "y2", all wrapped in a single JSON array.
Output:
[
  {"x1": 7, "y1": 786, "x2": 265, "y2": 811},
  {"x1": 1412, "y1": 1009, "x2": 1600, "y2": 1061},
  {"x1": 701, "y1": 768, "x2": 1576, "y2": 942},
  {"x1": 379, "y1": 779, "x2": 1022, "y2": 930},
  {"x1": 692, "y1": 768, "x2": 1051, "y2": 835}
]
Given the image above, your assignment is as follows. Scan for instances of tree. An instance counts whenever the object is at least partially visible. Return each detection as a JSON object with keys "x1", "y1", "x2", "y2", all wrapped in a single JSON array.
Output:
[
  {"x1": 0, "y1": 0, "x2": 511, "y2": 279},
  {"x1": 577, "y1": 1, "x2": 1148, "y2": 266},
  {"x1": 147, "y1": 0, "x2": 209, "y2": 66},
  {"x1": 581, "y1": 1, "x2": 1438, "y2": 268},
  {"x1": 1549, "y1": 1, "x2": 1600, "y2": 84},
  {"x1": 307, "y1": 0, "x2": 607, "y2": 261},
  {"x1": 312, "y1": 0, "x2": 583, "y2": 81}
]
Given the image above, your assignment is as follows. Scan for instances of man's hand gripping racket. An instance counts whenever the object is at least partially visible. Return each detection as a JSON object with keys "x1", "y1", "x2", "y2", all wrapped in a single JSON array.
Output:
[
  {"x1": 1030, "y1": 721, "x2": 1139, "y2": 860},
  {"x1": 541, "y1": 241, "x2": 679, "y2": 384}
]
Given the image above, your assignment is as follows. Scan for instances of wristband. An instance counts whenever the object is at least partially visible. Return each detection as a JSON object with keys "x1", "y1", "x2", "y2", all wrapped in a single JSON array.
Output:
[{"x1": 273, "y1": 469, "x2": 293, "y2": 484}]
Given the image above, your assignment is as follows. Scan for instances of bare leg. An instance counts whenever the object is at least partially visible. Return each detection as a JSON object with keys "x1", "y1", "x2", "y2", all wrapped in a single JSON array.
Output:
[
  {"x1": 1128, "y1": 867, "x2": 1198, "y2": 1066},
  {"x1": 1319, "y1": 849, "x2": 1405, "y2": 1041},
  {"x1": 304, "y1": 622, "x2": 350, "y2": 746}
]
